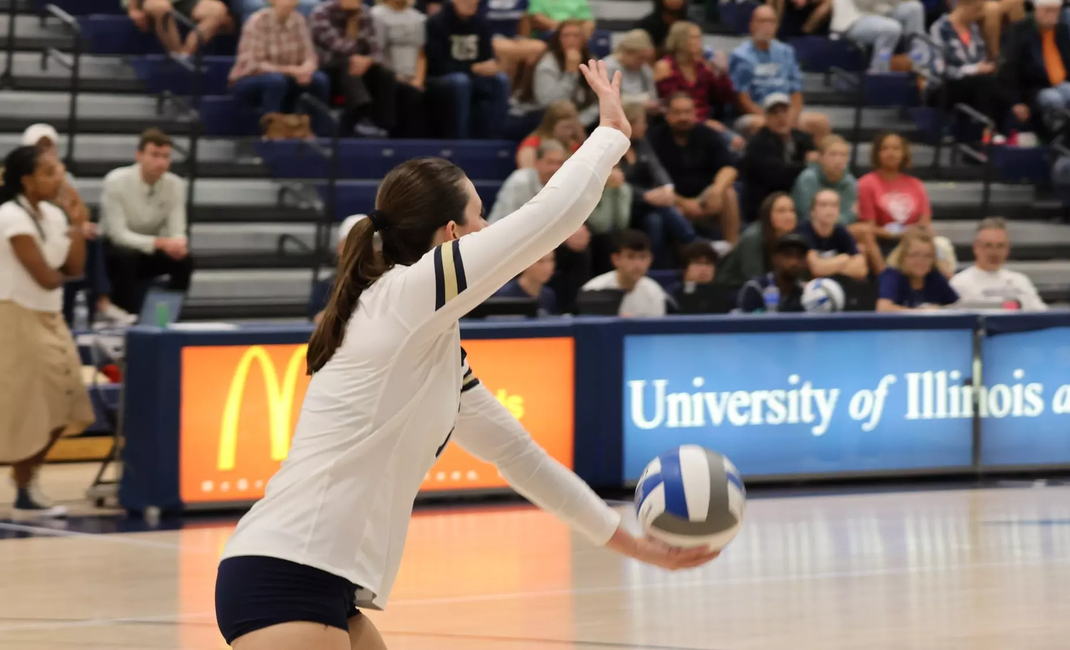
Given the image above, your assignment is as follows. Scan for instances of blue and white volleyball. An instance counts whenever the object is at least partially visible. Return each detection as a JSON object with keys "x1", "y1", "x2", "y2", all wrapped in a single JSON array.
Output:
[
  {"x1": 634, "y1": 445, "x2": 746, "y2": 551},
  {"x1": 802, "y1": 278, "x2": 846, "y2": 313}
]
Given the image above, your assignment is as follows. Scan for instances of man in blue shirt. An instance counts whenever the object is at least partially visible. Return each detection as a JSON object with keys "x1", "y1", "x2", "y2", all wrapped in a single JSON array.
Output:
[
  {"x1": 738, "y1": 233, "x2": 809, "y2": 313},
  {"x1": 728, "y1": 5, "x2": 829, "y2": 141},
  {"x1": 426, "y1": 0, "x2": 509, "y2": 138}
]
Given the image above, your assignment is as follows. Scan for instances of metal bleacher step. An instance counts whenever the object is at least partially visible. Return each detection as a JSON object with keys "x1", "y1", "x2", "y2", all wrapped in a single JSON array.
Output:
[
  {"x1": 0, "y1": 90, "x2": 191, "y2": 134},
  {"x1": 0, "y1": 14, "x2": 73, "y2": 51},
  {"x1": 187, "y1": 267, "x2": 313, "y2": 316},
  {"x1": 0, "y1": 51, "x2": 143, "y2": 93},
  {"x1": 939, "y1": 220, "x2": 1070, "y2": 262}
]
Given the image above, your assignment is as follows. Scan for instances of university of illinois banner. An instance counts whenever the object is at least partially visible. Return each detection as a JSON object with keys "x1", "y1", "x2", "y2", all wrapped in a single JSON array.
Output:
[{"x1": 178, "y1": 338, "x2": 575, "y2": 504}]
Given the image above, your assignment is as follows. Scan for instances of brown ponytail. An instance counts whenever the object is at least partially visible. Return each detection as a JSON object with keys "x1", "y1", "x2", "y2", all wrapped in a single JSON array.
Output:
[{"x1": 306, "y1": 157, "x2": 470, "y2": 374}]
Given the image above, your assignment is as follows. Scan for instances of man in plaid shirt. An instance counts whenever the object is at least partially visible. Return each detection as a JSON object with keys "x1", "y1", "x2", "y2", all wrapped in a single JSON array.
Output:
[
  {"x1": 228, "y1": 0, "x2": 331, "y2": 134},
  {"x1": 310, "y1": 0, "x2": 401, "y2": 136}
]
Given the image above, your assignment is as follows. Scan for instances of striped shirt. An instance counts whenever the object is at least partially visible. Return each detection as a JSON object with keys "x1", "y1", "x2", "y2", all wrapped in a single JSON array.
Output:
[{"x1": 309, "y1": 0, "x2": 380, "y2": 69}]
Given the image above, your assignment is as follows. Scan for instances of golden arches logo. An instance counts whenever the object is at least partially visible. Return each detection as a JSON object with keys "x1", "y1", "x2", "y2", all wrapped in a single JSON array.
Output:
[{"x1": 216, "y1": 345, "x2": 308, "y2": 472}]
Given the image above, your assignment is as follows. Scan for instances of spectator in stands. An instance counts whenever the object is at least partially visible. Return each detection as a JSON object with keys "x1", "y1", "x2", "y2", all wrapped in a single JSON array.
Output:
[
  {"x1": 654, "y1": 21, "x2": 739, "y2": 144},
  {"x1": 371, "y1": 0, "x2": 430, "y2": 137},
  {"x1": 311, "y1": 213, "x2": 376, "y2": 322},
  {"x1": 0, "y1": 146, "x2": 94, "y2": 519},
  {"x1": 524, "y1": 21, "x2": 599, "y2": 127},
  {"x1": 647, "y1": 93, "x2": 741, "y2": 244},
  {"x1": 425, "y1": 0, "x2": 509, "y2": 139},
  {"x1": 100, "y1": 129, "x2": 193, "y2": 316},
  {"x1": 125, "y1": 0, "x2": 231, "y2": 56},
  {"x1": 980, "y1": 0, "x2": 1024, "y2": 60},
  {"x1": 740, "y1": 93, "x2": 817, "y2": 220},
  {"x1": 605, "y1": 30, "x2": 659, "y2": 113},
  {"x1": 486, "y1": 0, "x2": 547, "y2": 87},
  {"x1": 229, "y1": 0, "x2": 331, "y2": 137},
  {"x1": 580, "y1": 229, "x2": 668, "y2": 317},
  {"x1": 21, "y1": 125, "x2": 134, "y2": 327},
  {"x1": 667, "y1": 239, "x2": 719, "y2": 303},
  {"x1": 587, "y1": 166, "x2": 633, "y2": 272},
  {"x1": 857, "y1": 132, "x2": 931, "y2": 251},
  {"x1": 237, "y1": 0, "x2": 320, "y2": 23},
  {"x1": 636, "y1": 0, "x2": 689, "y2": 55},
  {"x1": 716, "y1": 191, "x2": 797, "y2": 288},
  {"x1": 516, "y1": 99, "x2": 584, "y2": 167},
  {"x1": 834, "y1": 0, "x2": 926, "y2": 73},
  {"x1": 1000, "y1": 0, "x2": 1070, "y2": 137},
  {"x1": 729, "y1": 6, "x2": 830, "y2": 143},
  {"x1": 495, "y1": 252, "x2": 559, "y2": 315},
  {"x1": 488, "y1": 140, "x2": 567, "y2": 222},
  {"x1": 950, "y1": 217, "x2": 1047, "y2": 310},
  {"x1": 771, "y1": 0, "x2": 831, "y2": 39},
  {"x1": 926, "y1": 0, "x2": 1024, "y2": 139},
  {"x1": 798, "y1": 189, "x2": 868, "y2": 280},
  {"x1": 876, "y1": 227, "x2": 959, "y2": 310},
  {"x1": 621, "y1": 102, "x2": 697, "y2": 267},
  {"x1": 527, "y1": 0, "x2": 594, "y2": 37},
  {"x1": 310, "y1": 0, "x2": 399, "y2": 137},
  {"x1": 791, "y1": 134, "x2": 856, "y2": 225},
  {"x1": 737, "y1": 233, "x2": 809, "y2": 312}
]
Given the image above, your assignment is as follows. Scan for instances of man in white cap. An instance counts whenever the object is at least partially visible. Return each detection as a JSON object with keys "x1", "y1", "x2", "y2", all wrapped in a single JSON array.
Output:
[
  {"x1": 739, "y1": 92, "x2": 818, "y2": 219},
  {"x1": 1001, "y1": 0, "x2": 1070, "y2": 134}
]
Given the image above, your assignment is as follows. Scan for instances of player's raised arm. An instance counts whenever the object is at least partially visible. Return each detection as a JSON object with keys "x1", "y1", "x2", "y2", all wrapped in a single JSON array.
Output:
[{"x1": 390, "y1": 61, "x2": 632, "y2": 334}]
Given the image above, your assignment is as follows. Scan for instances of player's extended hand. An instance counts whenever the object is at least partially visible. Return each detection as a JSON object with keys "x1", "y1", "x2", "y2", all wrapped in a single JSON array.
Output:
[
  {"x1": 606, "y1": 526, "x2": 720, "y2": 571},
  {"x1": 579, "y1": 59, "x2": 631, "y2": 139}
]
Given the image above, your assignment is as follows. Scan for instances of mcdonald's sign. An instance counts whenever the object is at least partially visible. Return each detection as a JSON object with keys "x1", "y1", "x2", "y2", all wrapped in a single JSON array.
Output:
[{"x1": 179, "y1": 338, "x2": 575, "y2": 504}]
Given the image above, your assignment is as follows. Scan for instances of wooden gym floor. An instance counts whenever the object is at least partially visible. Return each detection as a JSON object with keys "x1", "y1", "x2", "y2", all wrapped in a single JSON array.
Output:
[{"x1": 0, "y1": 465, "x2": 1067, "y2": 649}]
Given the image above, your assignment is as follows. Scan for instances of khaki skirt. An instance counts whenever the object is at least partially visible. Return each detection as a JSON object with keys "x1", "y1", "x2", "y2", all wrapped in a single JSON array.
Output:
[{"x1": 0, "y1": 300, "x2": 95, "y2": 463}]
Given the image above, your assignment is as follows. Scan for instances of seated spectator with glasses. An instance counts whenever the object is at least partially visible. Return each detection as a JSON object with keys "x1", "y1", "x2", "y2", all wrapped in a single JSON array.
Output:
[
  {"x1": 798, "y1": 189, "x2": 868, "y2": 281},
  {"x1": 124, "y1": 0, "x2": 231, "y2": 56},
  {"x1": 950, "y1": 217, "x2": 1047, "y2": 310},
  {"x1": 737, "y1": 233, "x2": 810, "y2": 313},
  {"x1": 580, "y1": 229, "x2": 668, "y2": 317},
  {"x1": 494, "y1": 252, "x2": 559, "y2": 315},
  {"x1": 100, "y1": 129, "x2": 193, "y2": 316},
  {"x1": 876, "y1": 227, "x2": 958, "y2": 311},
  {"x1": 425, "y1": 0, "x2": 509, "y2": 139}
]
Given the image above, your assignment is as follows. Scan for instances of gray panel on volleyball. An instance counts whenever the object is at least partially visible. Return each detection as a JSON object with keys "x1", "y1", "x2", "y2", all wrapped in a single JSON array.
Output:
[{"x1": 650, "y1": 450, "x2": 739, "y2": 537}]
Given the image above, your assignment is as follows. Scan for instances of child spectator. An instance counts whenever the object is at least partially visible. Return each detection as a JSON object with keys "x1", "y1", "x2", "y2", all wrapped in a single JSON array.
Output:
[
  {"x1": 488, "y1": 140, "x2": 567, "y2": 222},
  {"x1": 647, "y1": 93, "x2": 741, "y2": 244},
  {"x1": 729, "y1": 5, "x2": 830, "y2": 142},
  {"x1": 950, "y1": 217, "x2": 1047, "y2": 310},
  {"x1": 124, "y1": 0, "x2": 230, "y2": 56},
  {"x1": 857, "y1": 132, "x2": 931, "y2": 251},
  {"x1": 621, "y1": 103, "x2": 696, "y2": 267},
  {"x1": 716, "y1": 191, "x2": 797, "y2": 287},
  {"x1": 636, "y1": 0, "x2": 689, "y2": 55},
  {"x1": 667, "y1": 239, "x2": 718, "y2": 300},
  {"x1": 515, "y1": 99, "x2": 583, "y2": 168},
  {"x1": 580, "y1": 230, "x2": 668, "y2": 317},
  {"x1": 527, "y1": 0, "x2": 594, "y2": 37},
  {"x1": 425, "y1": 0, "x2": 509, "y2": 139},
  {"x1": 739, "y1": 93, "x2": 816, "y2": 220},
  {"x1": 737, "y1": 233, "x2": 810, "y2": 312},
  {"x1": 526, "y1": 21, "x2": 599, "y2": 127},
  {"x1": 791, "y1": 134, "x2": 857, "y2": 224},
  {"x1": 797, "y1": 189, "x2": 868, "y2": 280},
  {"x1": 876, "y1": 227, "x2": 959, "y2": 311},
  {"x1": 495, "y1": 252, "x2": 559, "y2": 315},
  {"x1": 605, "y1": 30, "x2": 659, "y2": 112},
  {"x1": 229, "y1": 0, "x2": 331, "y2": 136},
  {"x1": 654, "y1": 21, "x2": 738, "y2": 140},
  {"x1": 371, "y1": 0, "x2": 430, "y2": 138}
]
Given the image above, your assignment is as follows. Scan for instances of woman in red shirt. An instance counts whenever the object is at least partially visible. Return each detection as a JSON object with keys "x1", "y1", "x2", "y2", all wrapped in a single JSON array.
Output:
[
  {"x1": 857, "y1": 132, "x2": 932, "y2": 253},
  {"x1": 653, "y1": 21, "x2": 736, "y2": 135},
  {"x1": 515, "y1": 99, "x2": 585, "y2": 168}
]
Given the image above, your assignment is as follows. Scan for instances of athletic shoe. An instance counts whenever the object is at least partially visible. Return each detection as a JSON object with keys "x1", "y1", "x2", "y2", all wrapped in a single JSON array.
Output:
[{"x1": 10, "y1": 493, "x2": 68, "y2": 521}]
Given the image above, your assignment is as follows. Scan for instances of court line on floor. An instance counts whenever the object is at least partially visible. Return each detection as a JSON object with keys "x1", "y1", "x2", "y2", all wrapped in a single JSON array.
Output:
[
  {"x1": 381, "y1": 629, "x2": 717, "y2": 650},
  {"x1": 0, "y1": 521, "x2": 189, "y2": 550}
]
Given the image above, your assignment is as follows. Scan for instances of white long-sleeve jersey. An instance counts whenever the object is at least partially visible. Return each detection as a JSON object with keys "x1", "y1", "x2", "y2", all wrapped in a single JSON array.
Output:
[{"x1": 220, "y1": 127, "x2": 629, "y2": 609}]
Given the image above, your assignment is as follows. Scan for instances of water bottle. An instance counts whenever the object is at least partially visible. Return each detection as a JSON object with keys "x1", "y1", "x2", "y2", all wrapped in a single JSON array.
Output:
[
  {"x1": 73, "y1": 289, "x2": 90, "y2": 331},
  {"x1": 155, "y1": 300, "x2": 170, "y2": 328},
  {"x1": 762, "y1": 285, "x2": 780, "y2": 313}
]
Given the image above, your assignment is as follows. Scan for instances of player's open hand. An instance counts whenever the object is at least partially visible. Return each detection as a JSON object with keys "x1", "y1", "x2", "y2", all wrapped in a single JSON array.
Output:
[
  {"x1": 606, "y1": 526, "x2": 719, "y2": 571},
  {"x1": 579, "y1": 59, "x2": 631, "y2": 140}
]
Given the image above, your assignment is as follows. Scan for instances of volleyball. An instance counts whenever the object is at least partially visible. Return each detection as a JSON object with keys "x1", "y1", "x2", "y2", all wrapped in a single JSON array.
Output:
[
  {"x1": 634, "y1": 445, "x2": 746, "y2": 551},
  {"x1": 802, "y1": 277, "x2": 846, "y2": 313}
]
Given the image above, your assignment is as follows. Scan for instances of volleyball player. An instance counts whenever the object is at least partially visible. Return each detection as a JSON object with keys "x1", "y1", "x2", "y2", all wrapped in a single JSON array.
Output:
[{"x1": 214, "y1": 61, "x2": 719, "y2": 650}]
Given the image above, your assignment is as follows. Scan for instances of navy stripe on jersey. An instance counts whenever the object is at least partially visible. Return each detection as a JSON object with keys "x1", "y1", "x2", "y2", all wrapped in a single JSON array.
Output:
[
  {"x1": 460, "y1": 346, "x2": 468, "y2": 366},
  {"x1": 436, "y1": 428, "x2": 453, "y2": 458},
  {"x1": 462, "y1": 376, "x2": 480, "y2": 392},
  {"x1": 452, "y1": 241, "x2": 467, "y2": 293},
  {"x1": 433, "y1": 241, "x2": 467, "y2": 310},
  {"x1": 433, "y1": 246, "x2": 446, "y2": 309}
]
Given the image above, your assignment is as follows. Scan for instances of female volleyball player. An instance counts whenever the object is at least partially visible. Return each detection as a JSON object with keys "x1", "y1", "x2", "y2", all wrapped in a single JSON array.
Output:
[{"x1": 214, "y1": 60, "x2": 719, "y2": 650}]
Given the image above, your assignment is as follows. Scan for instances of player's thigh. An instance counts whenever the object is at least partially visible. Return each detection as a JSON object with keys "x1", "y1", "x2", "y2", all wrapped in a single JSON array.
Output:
[
  {"x1": 349, "y1": 614, "x2": 388, "y2": 650},
  {"x1": 231, "y1": 621, "x2": 351, "y2": 650}
]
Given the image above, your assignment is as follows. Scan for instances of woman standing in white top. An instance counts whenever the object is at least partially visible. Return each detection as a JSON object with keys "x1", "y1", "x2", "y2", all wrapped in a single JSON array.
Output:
[
  {"x1": 214, "y1": 62, "x2": 718, "y2": 650},
  {"x1": 0, "y1": 146, "x2": 95, "y2": 519}
]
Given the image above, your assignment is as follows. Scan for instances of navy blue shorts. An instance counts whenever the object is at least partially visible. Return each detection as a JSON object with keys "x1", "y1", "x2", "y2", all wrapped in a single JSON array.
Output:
[{"x1": 215, "y1": 556, "x2": 360, "y2": 645}]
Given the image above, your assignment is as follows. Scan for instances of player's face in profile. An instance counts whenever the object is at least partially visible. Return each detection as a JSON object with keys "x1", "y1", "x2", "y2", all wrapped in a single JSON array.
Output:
[{"x1": 453, "y1": 176, "x2": 487, "y2": 239}]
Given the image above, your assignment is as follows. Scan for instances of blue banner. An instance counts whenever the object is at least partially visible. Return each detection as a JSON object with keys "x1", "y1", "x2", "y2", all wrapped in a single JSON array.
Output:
[
  {"x1": 981, "y1": 327, "x2": 1070, "y2": 467},
  {"x1": 623, "y1": 330, "x2": 975, "y2": 479}
]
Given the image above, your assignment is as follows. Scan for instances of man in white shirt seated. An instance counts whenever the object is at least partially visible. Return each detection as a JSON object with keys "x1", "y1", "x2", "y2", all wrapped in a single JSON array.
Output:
[
  {"x1": 101, "y1": 128, "x2": 193, "y2": 315},
  {"x1": 487, "y1": 140, "x2": 567, "y2": 223},
  {"x1": 580, "y1": 229, "x2": 668, "y2": 317},
  {"x1": 950, "y1": 217, "x2": 1047, "y2": 311}
]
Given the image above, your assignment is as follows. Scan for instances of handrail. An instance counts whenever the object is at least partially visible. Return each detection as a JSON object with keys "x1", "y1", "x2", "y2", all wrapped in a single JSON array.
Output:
[
  {"x1": 297, "y1": 93, "x2": 340, "y2": 300},
  {"x1": 276, "y1": 232, "x2": 315, "y2": 256},
  {"x1": 162, "y1": 9, "x2": 204, "y2": 113},
  {"x1": 42, "y1": 4, "x2": 81, "y2": 165},
  {"x1": 829, "y1": 65, "x2": 862, "y2": 173},
  {"x1": 952, "y1": 102, "x2": 996, "y2": 214},
  {"x1": 1, "y1": 0, "x2": 17, "y2": 86}
]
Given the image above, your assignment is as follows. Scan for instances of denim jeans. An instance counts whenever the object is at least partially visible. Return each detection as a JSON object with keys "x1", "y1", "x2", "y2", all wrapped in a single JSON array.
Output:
[
  {"x1": 641, "y1": 205, "x2": 697, "y2": 268},
  {"x1": 237, "y1": 0, "x2": 320, "y2": 23},
  {"x1": 231, "y1": 71, "x2": 332, "y2": 135},
  {"x1": 845, "y1": 0, "x2": 925, "y2": 72},
  {"x1": 429, "y1": 71, "x2": 509, "y2": 139}
]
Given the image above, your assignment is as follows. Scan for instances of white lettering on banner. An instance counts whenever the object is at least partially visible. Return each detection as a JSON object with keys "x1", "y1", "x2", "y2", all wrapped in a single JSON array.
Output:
[{"x1": 627, "y1": 369, "x2": 1064, "y2": 434}]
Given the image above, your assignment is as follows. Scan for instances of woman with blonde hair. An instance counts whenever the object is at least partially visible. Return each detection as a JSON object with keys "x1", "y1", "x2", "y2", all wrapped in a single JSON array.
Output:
[
  {"x1": 653, "y1": 21, "x2": 736, "y2": 131},
  {"x1": 515, "y1": 99, "x2": 585, "y2": 168},
  {"x1": 604, "y1": 29, "x2": 659, "y2": 112},
  {"x1": 876, "y1": 227, "x2": 959, "y2": 311},
  {"x1": 0, "y1": 146, "x2": 94, "y2": 519}
]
